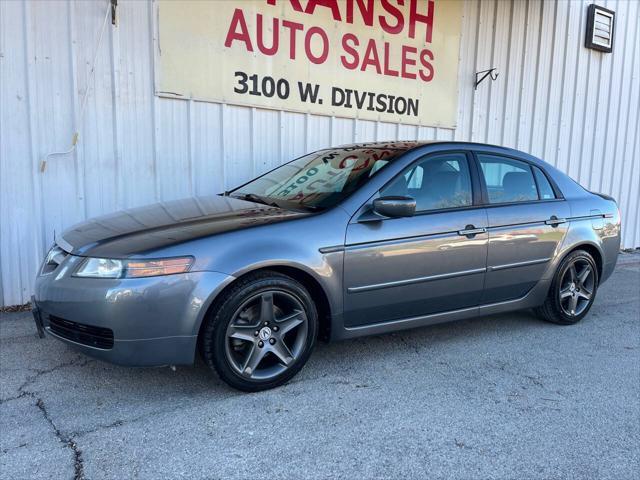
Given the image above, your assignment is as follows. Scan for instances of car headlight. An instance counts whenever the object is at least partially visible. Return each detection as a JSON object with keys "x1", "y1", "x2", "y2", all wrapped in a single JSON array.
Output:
[
  {"x1": 44, "y1": 245, "x2": 66, "y2": 265},
  {"x1": 74, "y1": 257, "x2": 193, "y2": 279}
]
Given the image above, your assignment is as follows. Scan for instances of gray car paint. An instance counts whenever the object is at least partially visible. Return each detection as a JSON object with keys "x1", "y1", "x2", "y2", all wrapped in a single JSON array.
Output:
[
  {"x1": 344, "y1": 206, "x2": 489, "y2": 327},
  {"x1": 33, "y1": 141, "x2": 621, "y2": 366}
]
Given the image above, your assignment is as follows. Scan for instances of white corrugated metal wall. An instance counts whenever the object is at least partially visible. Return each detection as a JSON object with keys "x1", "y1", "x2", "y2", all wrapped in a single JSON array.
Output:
[{"x1": 1, "y1": 0, "x2": 639, "y2": 306}]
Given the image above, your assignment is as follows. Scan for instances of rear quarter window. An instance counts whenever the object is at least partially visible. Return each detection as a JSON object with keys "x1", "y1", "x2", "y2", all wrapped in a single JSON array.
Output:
[{"x1": 532, "y1": 166, "x2": 556, "y2": 200}]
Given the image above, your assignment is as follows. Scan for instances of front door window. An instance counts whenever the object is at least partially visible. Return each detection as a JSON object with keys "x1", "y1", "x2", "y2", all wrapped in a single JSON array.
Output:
[{"x1": 380, "y1": 153, "x2": 473, "y2": 212}]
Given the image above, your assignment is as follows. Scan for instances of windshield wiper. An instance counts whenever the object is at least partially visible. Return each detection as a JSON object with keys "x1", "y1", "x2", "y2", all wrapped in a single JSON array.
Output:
[{"x1": 234, "y1": 193, "x2": 281, "y2": 208}]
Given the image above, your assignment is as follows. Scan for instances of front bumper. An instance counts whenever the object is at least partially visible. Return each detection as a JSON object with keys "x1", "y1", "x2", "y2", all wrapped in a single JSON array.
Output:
[
  {"x1": 33, "y1": 263, "x2": 233, "y2": 366},
  {"x1": 31, "y1": 300, "x2": 45, "y2": 338}
]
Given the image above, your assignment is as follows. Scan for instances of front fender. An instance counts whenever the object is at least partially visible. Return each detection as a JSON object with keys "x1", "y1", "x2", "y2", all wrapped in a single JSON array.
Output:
[
  {"x1": 188, "y1": 271, "x2": 237, "y2": 337},
  {"x1": 191, "y1": 209, "x2": 350, "y2": 330}
]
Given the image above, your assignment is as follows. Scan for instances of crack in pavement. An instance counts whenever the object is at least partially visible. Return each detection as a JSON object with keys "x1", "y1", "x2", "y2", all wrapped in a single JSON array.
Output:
[
  {"x1": 1, "y1": 356, "x2": 94, "y2": 405},
  {"x1": 1, "y1": 355, "x2": 96, "y2": 479},
  {"x1": 35, "y1": 397, "x2": 85, "y2": 480},
  {"x1": 1, "y1": 441, "x2": 29, "y2": 455},
  {"x1": 70, "y1": 390, "x2": 247, "y2": 439},
  {"x1": 0, "y1": 389, "x2": 35, "y2": 405}
]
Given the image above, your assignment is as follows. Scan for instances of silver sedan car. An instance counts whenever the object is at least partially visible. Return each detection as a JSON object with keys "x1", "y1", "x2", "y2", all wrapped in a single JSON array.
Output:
[{"x1": 32, "y1": 141, "x2": 621, "y2": 391}]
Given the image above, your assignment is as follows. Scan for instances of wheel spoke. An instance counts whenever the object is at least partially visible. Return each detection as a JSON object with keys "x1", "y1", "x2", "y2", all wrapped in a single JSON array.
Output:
[
  {"x1": 577, "y1": 266, "x2": 591, "y2": 285},
  {"x1": 577, "y1": 290, "x2": 592, "y2": 301},
  {"x1": 270, "y1": 340, "x2": 294, "y2": 366},
  {"x1": 259, "y1": 293, "x2": 275, "y2": 324},
  {"x1": 242, "y1": 344, "x2": 267, "y2": 376},
  {"x1": 568, "y1": 294, "x2": 579, "y2": 315},
  {"x1": 276, "y1": 309, "x2": 305, "y2": 335},
  {"x1": 569, "y1": 264, "x2": 578, "y2": 283},
  {"x1": 228, "y1": 325, "x2": 257, "y2": 342},
  {"x1": 559, "y1": 286, "x2": 573, "y2": 299}
]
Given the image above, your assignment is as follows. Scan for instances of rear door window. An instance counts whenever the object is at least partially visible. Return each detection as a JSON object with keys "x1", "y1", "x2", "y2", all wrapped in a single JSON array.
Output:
[{"x1": 477, "y1": 155, "x2": 538, "y2": 204}]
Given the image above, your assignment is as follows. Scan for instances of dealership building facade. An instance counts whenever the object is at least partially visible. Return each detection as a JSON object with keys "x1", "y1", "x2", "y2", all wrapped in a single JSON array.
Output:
[{"x1": 1, "y1": 0, "x2": 638, "y2": 306}]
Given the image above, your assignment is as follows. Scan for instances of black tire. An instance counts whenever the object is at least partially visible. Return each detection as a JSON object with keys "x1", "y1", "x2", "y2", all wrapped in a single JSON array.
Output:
[
  {"x1": 535, "y1": 249, "x2": 599, "y2": 325},
  {"x1": 200, "y1": 271, "x2": 318, "y2": 392}
]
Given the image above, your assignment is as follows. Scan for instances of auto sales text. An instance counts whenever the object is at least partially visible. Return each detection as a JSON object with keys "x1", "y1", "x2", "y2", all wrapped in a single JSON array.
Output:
[{"x1": 224, "y1": 0, "x2": 437, "y2": 83}]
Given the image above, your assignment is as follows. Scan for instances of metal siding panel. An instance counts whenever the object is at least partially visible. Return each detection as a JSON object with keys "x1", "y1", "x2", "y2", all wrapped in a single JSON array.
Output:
[
  {"x1": 222, "y1": 105, "x2": 252, "y2": 189},
  {"x1": 609, "y1": 0, "x2": 635, "y2": 206},
  {"x1": 575, "y1": 52, "x2": 600, "y2": 188},
  {"x1": 74, "y1": 0, "x2": 118, "y2": 219},
  {"x1": 470, "y1": 0, "x2": 496, "y2": 143},
  {"x1": 636, "y1": 201, "x2": 640, "y2": 249},
  {"x1": 31, "y1": 1, "x2": 82, "y2": 251},
  {"x1": 331, "y1": 117, "x2": 356, "y2": 145},
  {"x1": 376, "y1": 122, "x2": 397, "y2": 141},
  {"x1": 542, "y1": 0, "x2": 569, "y2": 168},
  {"x1": 500, "y1": 0, "x2": 527, "y2": 148},
  {"x1": 455, "y1": 0, "x2": 480, "y2": 141},
  {"x1": 417, "y1": 126, "x2": 437, "y2": 141},
  {"x1": 598, "y1": 0, "x2": 625, "y2": 196},
  {"x1": 397, "y1": 124, "x2": 418, "y2": 140},
  {"x1": 113, "y1": 0, "x2": 157, "y2": 208},
  {"x1": 485, "y1": 0, "x2": 512, "y2": 147},
  {"x1": 305, "y1": 115, "x2": 331, "y2": 152},
  {"x1": 280, "y1": 111, "x2": 306, "y2": 161},
  {"x1": 191, "y1": 101, "x2": 224, "y2": 195},
  {"x1": 617, "y1": 0, "x2": 640, "y2": 248},
  {"x1": 156, "y1": 98, "x2": 191, "y2": 201},
  {"x1": 354, "y1": 119, "x2": 376, "y2": 143},
  {"x1": 24, "y1": 1, "x2": 47, "y2": 303},
  {"x1": 586, "y1": 0, "x2": 616, "y2": 192},
  {"x1": 529, "y1": 0, "x2": 556, "y2": 159},
  {"x1": 436, "y1": 128, "x2": 455, "y2": 141},
  {"x1": 624, "y1": 112, "x2": 640, "y2": 248},
  {"x1": 252, "y1": 108, "x2": 281, "y2": 174},
  {"x1": 517, "y1": 0, "x2": 543, "y2": 152},
  {"x1": 0, "y1": 0, "x2": 42, "y2": 305},
  {"x1": 567, "y1": 3, "x2": 591, "y2": 182},
  {"x1": 555, "y1": 0, "x2": 583, "y2": 174}
]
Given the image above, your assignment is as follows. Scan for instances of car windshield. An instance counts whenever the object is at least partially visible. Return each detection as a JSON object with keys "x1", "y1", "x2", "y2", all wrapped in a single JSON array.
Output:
[{"x1": 229, "y1": 147, "x2": 404, "y2": 211}]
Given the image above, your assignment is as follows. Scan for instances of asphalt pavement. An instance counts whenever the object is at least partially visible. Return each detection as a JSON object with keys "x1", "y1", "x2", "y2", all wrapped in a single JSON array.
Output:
[{"x1": 1, "y1": 254, "x2": 639, "y2": 479}]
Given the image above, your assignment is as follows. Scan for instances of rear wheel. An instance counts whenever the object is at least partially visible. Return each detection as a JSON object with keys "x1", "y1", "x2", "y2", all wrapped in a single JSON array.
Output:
[
  {"x1": 201, "y1": 271, "x2": 318, "y2": 391},
  {"x1": 535, "y1": 250, "x2": 599, "y2": 325}
]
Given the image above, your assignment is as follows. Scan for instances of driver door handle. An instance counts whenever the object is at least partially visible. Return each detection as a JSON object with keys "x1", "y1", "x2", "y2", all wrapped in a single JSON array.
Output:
[{"x1": 458, "y1": 225, "x2": 487, "y2": 237}]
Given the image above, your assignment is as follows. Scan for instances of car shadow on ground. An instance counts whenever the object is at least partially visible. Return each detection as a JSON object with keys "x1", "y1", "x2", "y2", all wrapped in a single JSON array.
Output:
[{"x1": 46, "y1": 308, "x2": 547, "y2": 394}]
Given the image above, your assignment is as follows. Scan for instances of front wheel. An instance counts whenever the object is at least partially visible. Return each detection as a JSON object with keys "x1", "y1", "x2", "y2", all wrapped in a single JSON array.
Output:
[
  {"x1": 200, "y1": 271, "x2": 318, "y2": 391},
  {"x1": 535, "y1": 250, "x2": 599, "y2": 325}
]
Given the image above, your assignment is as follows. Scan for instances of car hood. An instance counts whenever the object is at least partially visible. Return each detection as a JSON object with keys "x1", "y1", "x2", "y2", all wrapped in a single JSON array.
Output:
[{"x1": 58, "y1": 195, "x2": 308, "y2": 257}]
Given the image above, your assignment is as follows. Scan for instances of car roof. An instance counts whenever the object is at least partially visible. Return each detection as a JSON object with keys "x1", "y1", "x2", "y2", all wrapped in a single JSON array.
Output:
[
  {"x1": 335, "y1": 140, "x2": 559, "y2": 170},
  {"x1": 336, "y1": 140, "x2": 530, "y2": 156},
  {"x1": 335, "y1": 141, "x2": 434, "y2": 150}
]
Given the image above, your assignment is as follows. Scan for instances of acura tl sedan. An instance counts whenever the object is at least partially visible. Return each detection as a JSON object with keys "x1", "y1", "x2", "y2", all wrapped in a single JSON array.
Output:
[{"x1": 32, "y1": 142, "x2": 621, "y2": 391}]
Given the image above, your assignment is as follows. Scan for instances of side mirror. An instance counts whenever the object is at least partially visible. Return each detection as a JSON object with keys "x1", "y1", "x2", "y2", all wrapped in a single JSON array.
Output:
[{"x1": 372, "y1": 196, "x2": 416, "y2": 218}]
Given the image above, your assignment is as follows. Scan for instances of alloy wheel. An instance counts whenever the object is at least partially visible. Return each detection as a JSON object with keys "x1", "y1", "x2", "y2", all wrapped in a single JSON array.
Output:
[
  {"x1": 224, "y1": 290, "x2": 308, "y2": 380},
  {"x1": 558, "y1": 258, "x2": 595, "y2": 317}
]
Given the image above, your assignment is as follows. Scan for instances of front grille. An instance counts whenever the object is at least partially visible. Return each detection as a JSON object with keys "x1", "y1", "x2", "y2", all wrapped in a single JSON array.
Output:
[{"x1": 48, "y1": 315, "x2": 114, "y2": 350}]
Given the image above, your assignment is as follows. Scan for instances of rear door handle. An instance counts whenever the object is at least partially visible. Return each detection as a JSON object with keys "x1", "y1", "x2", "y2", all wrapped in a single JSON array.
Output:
[
  {"x1": 545, "y1": 216, "x2": 566, "y2": 226},
  {"x1": 458, "y1": 225, "x2": 487, "y2": 237}
]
